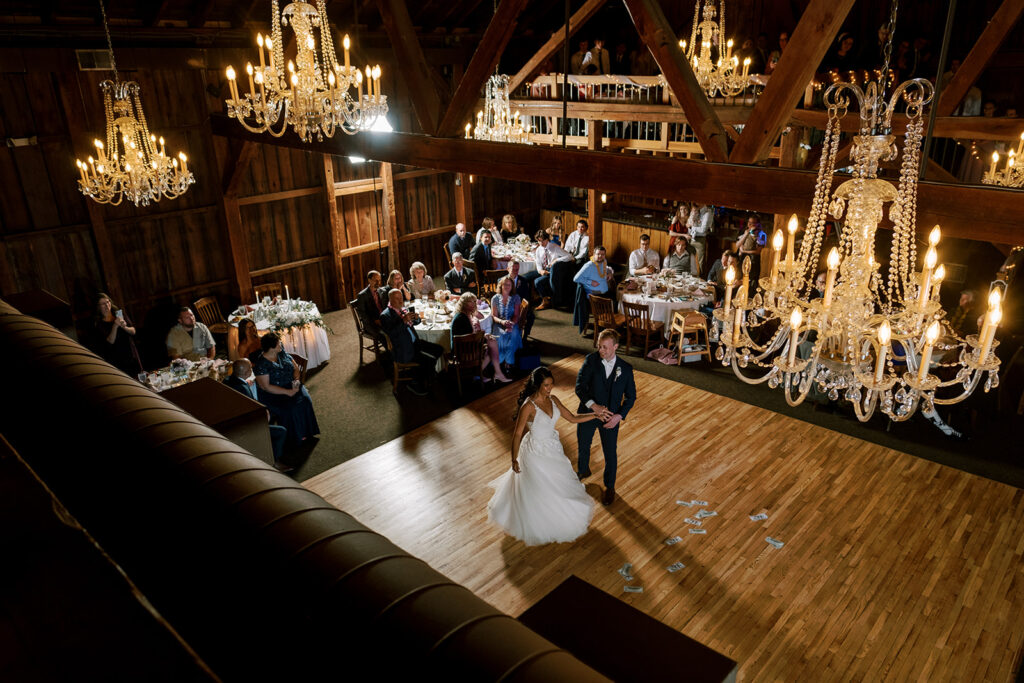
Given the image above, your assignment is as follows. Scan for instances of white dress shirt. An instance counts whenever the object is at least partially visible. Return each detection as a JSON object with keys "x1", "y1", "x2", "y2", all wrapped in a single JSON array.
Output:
[
  {"x1": 534, "y1": 241, "x2": 572, "y2": 270},
  {"x1": 689, "y1": 205, "x2": 714, "y2": 237},
  {"x1": 628, "y1": 247, "x2": 661, "y2": 275},
  {"x1": 563, "y1": 230, "x2": 590, "y2": 260},
  {"x1": 475, "y1": 227, "x2": 503, "y2": 244}
]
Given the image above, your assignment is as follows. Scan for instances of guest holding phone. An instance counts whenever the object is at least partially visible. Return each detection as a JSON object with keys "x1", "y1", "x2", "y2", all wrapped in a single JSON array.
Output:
[{"x1": 92, "y1": 292, "x2": 142, "y2": 375}]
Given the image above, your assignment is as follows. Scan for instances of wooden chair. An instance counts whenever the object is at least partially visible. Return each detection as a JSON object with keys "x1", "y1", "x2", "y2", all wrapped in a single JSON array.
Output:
[
  {"x1": 621, "y1": 300, "x2": 665, "y2": 357},
  {"x1": 451, "y1": 331, "x2": 486, "y2": 396},
  {"x1": 517, "y1": 299, "x2": 531, "y2": 341},
  {"x1": 349, "y1": 298, "x2": 382, "y2": 365},
  {"x1": 588, "y1": 294, "x2": 626, "y2": 347},
  {"x1": 382, "y1": 333, "x2": 418, "y2": 395},
  {"x1": 256, "y1": 282, "x2": 284, "y2": 300},
  {"x1": 481, "y1": 269, "x2": 506, "y2": 300},
  {"x1": 290, "y1": 352, "x2": 309, "y2": 383},
  {"x1": 443, "y1": 243, "x2": 453, "y2": 270},
  {"x1": 192, "y1": 296, "x2": 230, "y2": 334},
  {"x1": 668, "y1": 310, "x2": 712, "y2": 365}
]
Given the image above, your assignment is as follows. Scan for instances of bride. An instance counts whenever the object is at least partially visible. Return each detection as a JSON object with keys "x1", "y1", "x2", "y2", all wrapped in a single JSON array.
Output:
[{"x1": 487, "y1": 366, "x2": 601, "y2": 545}]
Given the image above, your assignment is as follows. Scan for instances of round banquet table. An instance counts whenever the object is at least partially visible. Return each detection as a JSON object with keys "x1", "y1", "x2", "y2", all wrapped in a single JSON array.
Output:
[
  {"x1": 620, "y1": 278, "x2": 713, "y2": 337},
  {"x1": 227, "y1": 301, "x2": 332, "y2": 369},
  {"x1": 492, "y1": 243, "x2": 537, "y2": 275},
  {"x1": 411, "y1": 299, "x2": 492, "y2": 354}
]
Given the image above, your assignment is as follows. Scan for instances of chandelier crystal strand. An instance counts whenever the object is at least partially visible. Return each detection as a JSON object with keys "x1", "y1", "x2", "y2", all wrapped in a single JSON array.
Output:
[
  {"x1": 467, "y1": 75, "x2": 532, "y2": 144},
  {"x1": 225, "y1": 0, "x2": 387, "y2": 141},
  {"x1": 682, "y1": 0, "x2": 750, "y2": 98},
  {"x1": 74, "y1": 0, "x2": 195, "y2": 206}
]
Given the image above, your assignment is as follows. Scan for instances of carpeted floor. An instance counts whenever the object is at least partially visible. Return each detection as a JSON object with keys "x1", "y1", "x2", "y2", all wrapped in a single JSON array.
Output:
[{"x1": 293, "y1": 305, "x2": 1024, "y2": 489}]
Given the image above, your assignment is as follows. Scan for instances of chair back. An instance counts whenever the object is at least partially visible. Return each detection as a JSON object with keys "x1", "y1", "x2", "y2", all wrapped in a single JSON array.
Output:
[
  {"x1": 443, "y1": 242, "x2": 453, "y2": 270},
  {"x1": 481, "y1": 270, "x2": 506, "y2": 300},
  {"x1": 290, "y1": 352, "x2": 309, "y2": 383},
  {"x1": 193, "y1": 296, "x2": 224, "y2": 327},
  {"x1": 621, "y1": 300, "x2": 653, "y2": 333},
  {"x1": 589, "y1": 295, "x2": 616, "y2": 326},
  {"x1": 349, "y1": 299, "x2": 365, "y2": 334},
  {"x1": 452, "y1": 331, "x2": 485, "y2": 368},
  {"x1": 517, "y1": 299, "x2": 530, "y2": 333},
  {"x1": 257, "y1": 282, "x2": 284, "y2": 300},
  {"x1": 682, "y1": 310, "x2": 707, "y2": 331},
  {"x1": 669, "y1": 310, "x2": 688, "y2": 338}
]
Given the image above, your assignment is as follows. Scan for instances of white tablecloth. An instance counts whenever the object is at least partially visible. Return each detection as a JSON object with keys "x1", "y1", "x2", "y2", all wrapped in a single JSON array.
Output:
[
  {"x1": 621, "y1": 279, "x2": 712, "y2": 337},
  {"x1": 229, "y1": 301, "x2": 332, "y2": 369},
  {"x1": 493, "y1": 243, "x2": 538, "y2": 275},
  {"x1": 412, "y1": 299, "x2": 492, "y2": 354}
]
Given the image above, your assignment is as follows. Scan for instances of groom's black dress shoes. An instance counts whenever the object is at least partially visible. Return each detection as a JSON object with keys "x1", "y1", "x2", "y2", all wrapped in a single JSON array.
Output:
[
  {"x1": 577, "y1": 470, "x2": 591, "y2": 480},
  {"x1": 602, "y1": 488, "x2": 616, "y2": 506}
]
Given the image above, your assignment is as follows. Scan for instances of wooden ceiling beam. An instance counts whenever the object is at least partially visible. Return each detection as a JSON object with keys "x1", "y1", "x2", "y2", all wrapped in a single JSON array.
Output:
[
  {"x1": 937, "y1": 0, "x2": 1024, "y2": 117},
  {"x1": 189, "y1": 0, "x2": 218, "y2": 28},
  {"x1": 210, "y1": 114, "x2": 1024, "y2": 245},
  {"x1": 789, "y1": 110, "x2": 1024, "y2": 142},
  {"x1": 622, "y1": 0, "x2": 729, "y2": 162},
  {"x1": 508, "y1": 0, "x2": 608, "y2": 92},
  {"x1": 146, "y1": 0, "x2": 175, "y2": 27},
  {"x1": 375, "y1": 0, "x2": 444, "y2": 135},
  {"x1": 436, "y1": 0, "x2": 530, "y2": 138},
  {"x1": 730, "y1": 0, "x2": 856, "y2": 164}
]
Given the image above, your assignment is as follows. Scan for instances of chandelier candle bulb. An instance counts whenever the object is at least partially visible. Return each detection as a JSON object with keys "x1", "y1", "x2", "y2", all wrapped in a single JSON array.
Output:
[
  {"x1": 742, "y1": 57, "x2": 751, "y2": 78},
  {"x1": 788, "y1": 307, "x2": 802, "y2": 366},
  {"x1": 785, "y1": 215, "x2": 798, "y2": 272},
  {"x1": 875, "y1": 321, "x2": 891, "y2": 383},
  {"x1": 977, "y1": 289, "x2": 1002, "y2": 353},
  {"x1": 246, "y1": 63, "x2": 255, "y2": 97},
  {"x1": 978, "y1": 306, "x2": 1002, "y2": 360},
  {"x1": 356, "y1": 69, "x2": 362, "y2": 100},
  {"x1": 770, "y1": 230, "x2": 783, "y2": 288},
  {"x1": 726, "y1": 39, "x2": 733, "y2": 61},
  {"x1": 928, "y1": 225, "x2": 941, "y2": 246},
  {"x1": 990, "y1": 152, "x2": 999, "y2": 178},
  {"x1": 343, "y1": 35, "x2": 350, "y2": 71},
  {"x1": 256, "y1": 33, "x2": 266, "y2": 72},
  {"x1": 1018, "y1": 131, "x2": 1023, "y2": 157},
  {"x1": 932, "y1": 264, "x2": 945, "y2": 299},
  {"x1": 919, "y1": 246, "x2": 937, "y2": 308},
  {"x1": 723, "y1": 265, "x2": 736, "y2": 314},
  {"x1": 823, "y1": 247, "x2": 840, "y2": 308},
  {"x1": 918, "y1": 321, "x2": 940, "y2": 382},
  {"x1": 733, "y1": 306, "x2": 742, "y2": 345},
  {"x1": 266, "y1": 38, "x2": 274, "y2": 71}
]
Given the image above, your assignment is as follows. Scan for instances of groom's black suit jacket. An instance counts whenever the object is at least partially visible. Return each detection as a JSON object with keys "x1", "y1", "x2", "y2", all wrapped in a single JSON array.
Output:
[{"x1": 575, "y1": 352, "x2": 636, "y2": 420}]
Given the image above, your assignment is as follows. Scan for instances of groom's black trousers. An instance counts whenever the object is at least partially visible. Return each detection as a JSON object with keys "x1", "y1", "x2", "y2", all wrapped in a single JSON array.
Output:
[{"x1": 577, "y1": 419, "x2": 619, "y2": 490}]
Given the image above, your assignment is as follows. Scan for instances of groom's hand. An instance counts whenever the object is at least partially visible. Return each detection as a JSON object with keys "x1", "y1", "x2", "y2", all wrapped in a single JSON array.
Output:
[
  {"x1": 591, "y1": 404, "x2": 610, "y2": 420},
  {"x1": 602, "y1": 414, "x2": 622, "y2": 429}
]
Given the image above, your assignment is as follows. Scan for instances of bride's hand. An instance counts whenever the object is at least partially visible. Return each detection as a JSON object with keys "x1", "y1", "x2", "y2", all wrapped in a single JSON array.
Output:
[{"x1": 512, "y1": 459, "x2": 520, "y2": 473}]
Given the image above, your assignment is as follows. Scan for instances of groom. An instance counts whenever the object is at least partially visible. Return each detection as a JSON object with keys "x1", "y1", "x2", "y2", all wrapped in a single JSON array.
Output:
[{"x1": 575, "y1": 329, "x2": 637, "y2": 505}]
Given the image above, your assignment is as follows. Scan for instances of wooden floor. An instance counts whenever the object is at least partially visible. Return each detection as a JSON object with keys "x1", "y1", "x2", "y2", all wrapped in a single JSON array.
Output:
[{"x1": 305, "y1": 355, "x2": 1024, "y2": 682}]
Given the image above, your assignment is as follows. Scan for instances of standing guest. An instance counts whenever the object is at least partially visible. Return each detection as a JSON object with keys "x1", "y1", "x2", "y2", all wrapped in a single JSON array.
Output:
[
  {"x1": 506, "y1": 260, "x2": 535, "y2": 337},
  {"x1": 823, "y1": 33, "x2": 857, "y2": 72},
  {"x1": 500, "y1": 214, "x2": 522, "y2": 242},
  {"x1": 767, "y1": 31, "x2": 788, "y2": 74},
  {"x1": 707, "y1": 251, "x2": 737, "y2": 303},
  {"x1": 444, "y1": 253, "x2": 477, "y2": 294},
  {"x1": 407, "y1": 261, "x2": 435, "y2": 299},
  {"x1": 628, "y1": 233, "x2": 660, "y2": 275},
  {"x1": 611, "y1": 42, "x2": 630, "y2": 74},
  {"x1": 491, "y1": 276, "x2": 524, "y2": 367},
  {"x1": 948, "y1": 290, "x2": 979, "y2": 337},
  {"x1": 571, "y1": 40, "x2": 590, "y2": 75},
  {"x1": 688, "y1": 204, "x2": 714, "y2": 271},
  {"x1": 573, "y1": 246, "x2": 615, "y2": 334},
  {"x1": 548, "y1": 215, "x2": 564, "y2": 245},
  {"x1": 166, "y1": 306, "x2": 216, "y2": 361},
  {"x1": 252, "y1": 332, "x2": 319, "y2": 446},
  {"x1": 591, "y1": 38, "x2": 610, "y2": 75},
  {"x1": 93, "y1": 292, "x2": 142, "y2": 375},
  {"x1": 232, "y1": 318, "x2": 261, "y2": 361},
  {"x1": 225, "y1": 358, "x2": 290, "y2": 472},
  {"x1": 737, "y1": 215, "x2": 764, "y2": 277},
  {"x1": 380, "y1": 288, "x2": 445, "y2": 395},
  {"x1": 663, "y1": 235, "x2": 700, "y2": 276},
  {"x1": 533, "y1": 229, "x2": 572, "y2": 309},
  {"x1": 448, "y1": 222, "x2": 476, "y2": 262},
  {"x1": 451, "y1": 292, "x2": 511, "y2": 383},
  {"x1": 667, "y1": 203, "x2": 691, "y2": 252},
  {"x1": 383, "y1": 269, "x2": 412, "y2": 302},
  {"x1": 476, "y1": 216, "x2": 503, "y2": 244},
  {"x1": 356, "y1": 270, "x2": 386, "y2": 338},
  {"x1": 470, "y1": 230, "x2": 496, "y2": 275}
]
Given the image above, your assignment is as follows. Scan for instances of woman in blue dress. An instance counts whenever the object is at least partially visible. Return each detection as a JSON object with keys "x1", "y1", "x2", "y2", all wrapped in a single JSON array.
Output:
[
  {"x1": 252, "y1": 332, "x2": 320, "y2": 447},
  {"x1": 490, "y1": 276, "x2": 523, "y2": 368}
]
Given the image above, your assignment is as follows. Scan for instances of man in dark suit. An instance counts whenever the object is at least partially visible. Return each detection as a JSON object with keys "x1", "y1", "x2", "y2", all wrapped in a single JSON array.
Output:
[
  {"x1": 379, "y1": 288, "x2": 444, "y2": 396},
  {"x1": 575, "y1": 329, "x2": 637, "y2": 505},
  {"x1": 506, "y1": 260, "x2": 534, "y2": 337},
  {"x1": 448, "y1": 222, "x2": 475, "y2": 263},
  {"x1": 224, "y1": 359, "x2": 291, "y2": 472},
  {"x1": 444, "y1": 253, "x2": 477, "y2": 295},
  {"x1": 356, "y1": 270, "x2": 385, "y2": 339},
  {"x1": 469, "y1": 230, "x2": 494, "y2": 277}
]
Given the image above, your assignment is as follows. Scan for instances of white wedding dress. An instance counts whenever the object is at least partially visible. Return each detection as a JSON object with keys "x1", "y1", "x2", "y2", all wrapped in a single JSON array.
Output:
[{"x1": 487, "y1": 400, "x2": 594, "y2": 546}]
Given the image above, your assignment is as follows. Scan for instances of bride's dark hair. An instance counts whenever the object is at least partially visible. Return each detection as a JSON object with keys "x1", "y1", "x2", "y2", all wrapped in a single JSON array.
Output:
[{"x1": 514, "y1": 366, "x2": 553, "y2": 421}]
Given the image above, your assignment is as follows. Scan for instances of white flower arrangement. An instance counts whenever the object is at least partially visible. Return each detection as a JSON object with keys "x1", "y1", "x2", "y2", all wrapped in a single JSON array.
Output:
[{"x1": 267, "y1": 299, "x2": 333, "y2": 334}]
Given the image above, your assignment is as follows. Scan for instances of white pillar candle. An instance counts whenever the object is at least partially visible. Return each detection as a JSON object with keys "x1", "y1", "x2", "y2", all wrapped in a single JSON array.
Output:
[
  {"x1": 787, "y1": 307, "x2": 802, "y2": 366},
  {"x1": 875, "y1": 321, "x2": 891, "y2": 383},
  {"x1": 917, "y1": 321, "x2": 940, "y2": 382},
  {"x1": 823, "y1": 247, "x2": 840, "y2": 308}
]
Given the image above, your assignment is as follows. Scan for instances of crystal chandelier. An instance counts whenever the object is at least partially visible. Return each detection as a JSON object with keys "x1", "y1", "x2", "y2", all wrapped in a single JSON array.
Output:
[
  {"x1": 225, "y1": 0, "x2": 388, "y2": 142},
  {"x1": 680, "y1": 0, "x2": 750, "y2": 98},
  {"x1": 74, "y1": 0, "x2": 195, "y2": 207},
  {"x1": 466, "y1": 74, "x2": 531, "y2": 144},
  {"x1": 982, "y1": 133, "x2": 1024, "y2": 188},
  {"x1": 713, "y1": 74, "x2": 1004, "y2": 423}
]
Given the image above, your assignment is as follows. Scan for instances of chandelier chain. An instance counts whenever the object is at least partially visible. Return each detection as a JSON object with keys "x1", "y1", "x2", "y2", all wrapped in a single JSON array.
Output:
[
  {"x1": 879, "y1": 0, "x2": 899, "y2": 98},
  {"x1": 98, "y1": 0, "x2": 118, "y2": 79}
]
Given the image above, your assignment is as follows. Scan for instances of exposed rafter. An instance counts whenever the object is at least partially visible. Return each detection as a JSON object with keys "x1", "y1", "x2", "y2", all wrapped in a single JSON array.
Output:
[
  {"x1": 436, "y1": 0, "x2": 530, "y2": 138},
  {"x1": 622, "y1": 0, "x2": 729, "y2": 162},
  {"x1": 375, "y1": 0, "x2": 445, "y2": 134},
  {"x1": 508, "y1": 0, "x2": 608, "y2": 92},
  {"x1": 730, "y1": 0, "x2": 856, "y2": 164}
]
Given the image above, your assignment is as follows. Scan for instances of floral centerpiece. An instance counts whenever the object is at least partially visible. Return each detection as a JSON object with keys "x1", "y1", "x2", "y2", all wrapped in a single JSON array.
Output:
[{"x1": 267, "y1": 299, "x2": 332, "y2": 334}]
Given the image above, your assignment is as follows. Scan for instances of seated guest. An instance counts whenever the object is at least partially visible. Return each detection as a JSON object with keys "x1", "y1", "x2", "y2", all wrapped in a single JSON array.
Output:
[
  {"x1": 548, "y1": 215, "x2": 564, "y2": 245},
  {"x1": 383, "y1": 269, "x2": 412, "y2": 302},
  {"x1": 231, "y1": 317, "x2": 261, "y2": 361},
  {"x1": 573, "y1": 246, "x2": 615, "y2": 334},
  {"x1": 810, "y1": 271, "x2": 827, "y2": 300},
  {"x1": 166, "y1": 306, "x2": 216, "y2": 361},
  {"x1": 356, "y1": 270, "x2": 386, "y2": 338},
  {"x1": 475, "y1": 216, "x2": 502, "y2": 244},
  {"x1": 380, "y1": 289, "x2": 444, "y2": 396},
  {"x1": 506, "y1": 260, "x2": 534, "y2": 337},
  {"x1": 224, "y1": 358, "x2": 290, "y2": 472},
  {"x1": 469, "y1": 229, "x2": 495, "y2": 275},
  {"x1": 92, "y1": 292, "x2": 142, "y2": 375},
  {"x1": 448, "y1": 222, "x2": 475, "y2": 262},
  {"x1": 628, "y1": 233, "x2": 660, "y2": 275},
  {"x1": 948, "y1": 290, "x2": 978, "y2": 337},
  {"x1": 562, "y1": 219, "x2": 590, "y2": 264},
  {"x1": 663, "y1": 234, "x2": 700, "y2": 276},
  {"x1": 707, "y1": 251, "x2": 737, "y2": 303},
  {"x1": 533, "y1": 229, "x2": 572, "y2": 309},
  {"x1": 252, "y1": 332, "x2": 320, "y2": 446},
  {"x1": 451, "y1": 292, "x2": 511, "y2": 383},
  {"x1": 407, "y1": 261, "x2": 435, "y2": 299},
  {"x1": 500, "y1": 214, "x2": 522, "y2": 242},
  {"x1": 444, "y1": 253, "x2": 477, "y2": 294},
  {"x1": 491, "y1": 276, "x2": 524, "y2": 368}
]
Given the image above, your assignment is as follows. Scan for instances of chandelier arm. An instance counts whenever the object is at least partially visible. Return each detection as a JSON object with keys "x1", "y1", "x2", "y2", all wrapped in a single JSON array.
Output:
[
  {"x1": 728, "y1": 356, "x2": 775, "y2": 385},
  {"x1": 931, "y1": 371, "x2": 983, "y2": 405},
  {"x1": 886, "y1": 391, "x2": 921, "y2": 422},
  {"x1": 782, "y1": 370, "x2": 813, "y2": 407},
  {"x1": 852, "y1": 389, "x2": 880, "y2": 422}
]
